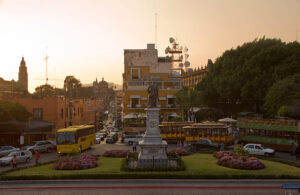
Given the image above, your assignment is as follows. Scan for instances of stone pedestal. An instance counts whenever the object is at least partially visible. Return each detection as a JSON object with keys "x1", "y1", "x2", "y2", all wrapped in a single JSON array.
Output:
[{"x1": 138, "y1": 108, "x2": 168, "y2": 167}]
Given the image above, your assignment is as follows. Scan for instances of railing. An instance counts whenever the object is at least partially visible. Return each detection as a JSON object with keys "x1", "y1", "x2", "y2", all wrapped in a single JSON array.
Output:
[{"x1": 126, "y1": 80, "x2": 182, "y2": 90}]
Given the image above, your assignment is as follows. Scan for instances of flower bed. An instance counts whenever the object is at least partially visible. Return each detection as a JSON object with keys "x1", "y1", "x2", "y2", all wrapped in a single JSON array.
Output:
[
  {"x1": 167, "y1": 148, "x2": 190, "y2": 157},
  {"x1": 214, "y1": 151, "x2": 265, "y2": 170},
  {"x1": 102, "y1": 150, "x2": 129, "y2": 157},
  {"x1": 53, "y1": 154, "x2": 98, "y2": 170}
]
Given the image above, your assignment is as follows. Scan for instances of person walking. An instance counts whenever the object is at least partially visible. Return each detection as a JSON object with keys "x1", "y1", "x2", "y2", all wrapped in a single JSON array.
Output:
[
  {"x1": 35, "y1": 150, "x2": 40, "y2": 165},
  {"x1": 12, "y1": 154, "x2": 17, "y2": 168},
  {"x1": 220, "y1": 142, "x2": 224, "y2": 151},
  {"x1": 132, "y1": 142, "x2": 137, "y2": 152}
]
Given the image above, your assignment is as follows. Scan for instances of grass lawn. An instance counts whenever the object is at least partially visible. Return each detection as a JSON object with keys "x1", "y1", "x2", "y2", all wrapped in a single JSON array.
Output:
[{"x1": 1, "y1": 154, "x2": 300, "y2": 179}]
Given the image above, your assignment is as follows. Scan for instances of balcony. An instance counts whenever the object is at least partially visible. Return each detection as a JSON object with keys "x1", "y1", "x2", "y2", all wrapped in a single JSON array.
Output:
[
  {"x1": 125, "y1": 80, "x2": 182, "y2": 91},
  {"x1": 126, "y1": 104, "x2": 179, "y2": 110}
]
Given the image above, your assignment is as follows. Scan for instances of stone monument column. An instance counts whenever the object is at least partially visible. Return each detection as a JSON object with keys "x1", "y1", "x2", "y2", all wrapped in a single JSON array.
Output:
[{"x1": 138, "y1": 84, "x2": 168, "y2": 167}]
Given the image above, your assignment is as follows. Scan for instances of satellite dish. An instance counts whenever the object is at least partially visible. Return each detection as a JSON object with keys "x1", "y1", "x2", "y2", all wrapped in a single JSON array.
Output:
[
  {"x1": 184, "y1": 46, "x2": 188, "y2": 52},
  {"x1": 184, "y1": 61, "x2": 190, "y2": 67},
  {"x1": 179, "y1": 63, "x2": 184, "y2": 68},
  {"x1": 165, "y1": 46, "x2": 170, "y2": 54},
  {"x1": 169, "y1": 37, "x2": 175, "y2": 43}
]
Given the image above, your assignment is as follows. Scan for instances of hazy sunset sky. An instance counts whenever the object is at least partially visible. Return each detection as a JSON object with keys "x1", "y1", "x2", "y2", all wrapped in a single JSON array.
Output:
[{"x1": 0, "y1": 0, "x2": 299, "y2": 92}]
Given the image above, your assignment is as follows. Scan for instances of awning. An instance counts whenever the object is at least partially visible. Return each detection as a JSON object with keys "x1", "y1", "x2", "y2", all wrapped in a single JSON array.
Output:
[
  {"x1": 168, "y1": 112, "x2": 180, "y2": 117},
  {"x1": 218, "y1": 118, "x2": 237, "y2": 123},
  {"x1": 124, "y1": 113, "x2": 147, "y2": 119}
]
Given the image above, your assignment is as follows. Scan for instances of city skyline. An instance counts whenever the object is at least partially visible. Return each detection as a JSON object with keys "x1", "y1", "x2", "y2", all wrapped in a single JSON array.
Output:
[{"x1": 0, "y1": 0, "x2": 299, "y2": 92}]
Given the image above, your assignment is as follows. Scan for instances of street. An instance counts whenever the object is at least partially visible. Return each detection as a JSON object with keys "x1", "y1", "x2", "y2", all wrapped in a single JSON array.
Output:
[{"x1": 0, "y1": 179, "x2": 298, "y2": 195}]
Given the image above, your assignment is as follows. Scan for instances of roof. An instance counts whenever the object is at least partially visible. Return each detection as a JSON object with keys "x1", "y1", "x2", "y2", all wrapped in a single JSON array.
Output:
[
  {"x1": 57, "y1": 125, "x2": 94, "y2": 133},
  {"x1": 237, "y1": 122, "x2": 298, "y2": 132}
]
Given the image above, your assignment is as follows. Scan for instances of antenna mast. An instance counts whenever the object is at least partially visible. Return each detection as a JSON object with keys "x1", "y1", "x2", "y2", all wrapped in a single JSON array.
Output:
[
  {"x1": 44, "y1": 49, "x2": 49, "y2": 85},
  {"x1": 155, "y1": 13, "x2": 157, "y2": 48}
]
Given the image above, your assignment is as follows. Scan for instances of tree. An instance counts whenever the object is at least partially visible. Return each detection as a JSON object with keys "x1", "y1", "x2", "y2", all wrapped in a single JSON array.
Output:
[
  {"x1": 176, "y1": 88, "x2": 202, "y2": 121},
  {"x1": 64, "y1": 76, "x2": 82, "y2": 98},
  {"x1": 265, "y1": 74, "x2": 300, "y2": 118},
  {"x1": 0, "y1": 100, "x2": 31, "y2": 122},
  {"x1": 33, "y1": 84, "x2": 55, "y2": 98},
  {"x1": 196, "y1": 38, "x2": 300, "y2": 115}
]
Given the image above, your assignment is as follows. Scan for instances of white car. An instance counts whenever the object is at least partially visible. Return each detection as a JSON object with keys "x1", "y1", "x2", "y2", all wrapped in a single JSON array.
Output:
[
  {"x1": 243, "y1": 144, "x2": 275, "y2": 156},
  {"x1": 0, "y1": 150, "x2": 32, "y2": 166}
]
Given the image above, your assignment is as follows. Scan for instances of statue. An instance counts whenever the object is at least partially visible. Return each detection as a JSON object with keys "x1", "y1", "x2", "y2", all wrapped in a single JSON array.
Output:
[{"x1": 147, "y1": 83, "x2": 158, "y2": 108}]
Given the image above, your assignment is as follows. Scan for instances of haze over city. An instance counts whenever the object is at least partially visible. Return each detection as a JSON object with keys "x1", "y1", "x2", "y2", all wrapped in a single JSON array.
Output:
[{"x1": 0, "y1": 0, "x2": 299, "y2": 92}]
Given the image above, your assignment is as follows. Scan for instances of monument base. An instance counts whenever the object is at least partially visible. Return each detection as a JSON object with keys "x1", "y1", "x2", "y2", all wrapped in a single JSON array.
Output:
[{"x1": 137, "y1": 108, "x2": 168, "y2": 168}]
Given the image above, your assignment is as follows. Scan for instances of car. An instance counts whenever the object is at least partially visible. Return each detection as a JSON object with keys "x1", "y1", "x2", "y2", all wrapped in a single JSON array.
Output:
[
  {"x1": 23, "y1": 140, "x2": 56, "y2": 154},
  {"x1": 112, "y1": 128, "x2": 120, "y2": 132},
  {"x1": 192, "y1": 138, "x2": 219, "y2": 150},
  {"x1": 0, "y1": 146, "x2": 20, "y2": 158},
  {"x1": 99, "y1": 130, "x2": 108, "y2": 137},
  {"x1": 123, "y1": 134, "x2": 144, "y2": 145},
  {"x1": 243, "y1": 143, "x2": 275, "y2": 156},
  {"x1": 0, "y1": 150, "x2": 32, "y2": 166},
  {"x1": 95, "y1": 137, "x2": 101, "y2": 144},
  {"x1": 106, "y1": 133, "x2": 118, "y2": 144}
]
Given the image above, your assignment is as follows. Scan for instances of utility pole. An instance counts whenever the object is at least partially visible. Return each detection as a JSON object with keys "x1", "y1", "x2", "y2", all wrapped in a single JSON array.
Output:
[{"x1": 44, "y1": 49, "x2": 49, "y2": 85}]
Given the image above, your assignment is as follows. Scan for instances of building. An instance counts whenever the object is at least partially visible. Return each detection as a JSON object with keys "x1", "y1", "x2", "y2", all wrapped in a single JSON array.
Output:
[
  {"x1": 123, "y1": 43, "x2": 182, "y2": 133},
  {"x1": 93, "y1": 77, "x2": 115, "y2": 114},
  {"x1": 181, "y1": 59, "x2": 211, "y2": 88},
  {"x1": 6, "y1": 96, "x2": 101, "y2": 135},
  {"x1": 0, "y1": 57, "x2": 28, "y2": 96}
]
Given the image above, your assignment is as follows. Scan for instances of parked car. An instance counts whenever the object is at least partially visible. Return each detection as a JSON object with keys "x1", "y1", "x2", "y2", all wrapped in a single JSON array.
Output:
[
  {"x1": 0, "y1": 150, "x2": 32, "y2": 166},
  {"x1": 192, "y1": 138, "x2": 219, "y2": 150},
  {"x1": 123, "y1": 134, "x2": 144, "y2": 145},
  {"x1": 24, "y1": 140, "x2": 56, "y2": 154},
  {"x1": 106, "y1": 133, "x2": 118, "y2": 144},
  {"x1": 243, "y1": 143, "x2": 275, "y2": 156},
  {"x1": 95, "y1": 136, "x2": 101, "y2": 144},
  {"x1": 99, "y1": 130, "x2": 108, "y2": 137},
  {"x1": 0, "y1": 146, "x2": 20, "y2": 158}
]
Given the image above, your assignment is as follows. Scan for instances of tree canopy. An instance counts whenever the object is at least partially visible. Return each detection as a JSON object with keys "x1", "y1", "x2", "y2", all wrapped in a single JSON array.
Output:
[
  {"x1": 0, "y1": 100, "x2": 31, "y2": 122},
  {"x1": 196, "y1": 38, "x2": 300, "y2": 117}
]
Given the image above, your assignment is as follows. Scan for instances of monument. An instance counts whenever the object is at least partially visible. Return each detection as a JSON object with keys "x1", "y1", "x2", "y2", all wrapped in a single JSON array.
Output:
[{"x1": 138, "y1": 83, "x2": 168, "y2": 167}]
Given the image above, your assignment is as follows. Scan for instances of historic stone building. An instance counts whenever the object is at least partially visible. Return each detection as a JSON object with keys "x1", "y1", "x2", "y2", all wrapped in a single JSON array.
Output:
[
  {"x1": 0, "y1": 57, "x2": 28, "y2": 96},
  {"x1": 181, "y1": 59, "x2": 211, "y2": 88}
]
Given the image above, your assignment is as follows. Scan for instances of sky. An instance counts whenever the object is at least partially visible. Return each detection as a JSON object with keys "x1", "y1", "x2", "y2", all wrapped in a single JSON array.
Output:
[{"x1": 0, "y1": 0, "x2": 299, "y2": 93}]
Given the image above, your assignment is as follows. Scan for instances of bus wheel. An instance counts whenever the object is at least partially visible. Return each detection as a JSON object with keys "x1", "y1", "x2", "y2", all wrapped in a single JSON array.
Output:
[{"x1": 79, "y1": 146, "x2": 82, "y2": 153}]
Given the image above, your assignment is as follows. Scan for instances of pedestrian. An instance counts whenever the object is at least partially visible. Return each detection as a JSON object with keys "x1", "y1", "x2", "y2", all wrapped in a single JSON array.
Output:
[
  {"x1": 291, "y1": 141, "x2": 297, "y2": 155},
  {"x1": 220, "y1": 142, "x2": 224, "y2": 151},
  {"x1": 35, "y1": 150, "x2": 40, "y2": 165},
  {"x1": 12, "y1": 154, "x2": 17, "y2": 168},
  {"x1": 132, "y1": 142, "x2": 137, "y2": 152}
]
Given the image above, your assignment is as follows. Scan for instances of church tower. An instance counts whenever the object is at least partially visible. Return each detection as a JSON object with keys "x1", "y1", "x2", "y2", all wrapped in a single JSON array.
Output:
[{"x1": 18, "y1": 56, "x2": 28, "y2": 92}]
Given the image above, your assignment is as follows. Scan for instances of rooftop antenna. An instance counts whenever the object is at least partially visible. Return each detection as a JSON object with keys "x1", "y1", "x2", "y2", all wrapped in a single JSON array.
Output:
[
  {"x1": 155, "y1": 12, "x2": 157, "y2": 49},
  {"x1": 44, "y1": 48, "x2": 49, "y2": 85}
]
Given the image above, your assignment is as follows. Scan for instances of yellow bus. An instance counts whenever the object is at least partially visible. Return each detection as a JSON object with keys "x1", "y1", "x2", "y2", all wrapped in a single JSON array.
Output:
[{"x1": 56, "y1": 125, "x2": 95, "y2": 154}]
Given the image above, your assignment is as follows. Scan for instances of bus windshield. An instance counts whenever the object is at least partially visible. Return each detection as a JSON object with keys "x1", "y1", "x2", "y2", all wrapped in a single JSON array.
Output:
[{"x1": 57, "y1": 132, "x2": 76, "y2": 145}]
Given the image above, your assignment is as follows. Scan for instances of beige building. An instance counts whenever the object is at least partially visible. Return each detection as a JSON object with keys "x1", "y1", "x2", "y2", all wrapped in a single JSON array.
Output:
[{"x1": 122, "y1": 44, "x2": 182, "y2": 133}]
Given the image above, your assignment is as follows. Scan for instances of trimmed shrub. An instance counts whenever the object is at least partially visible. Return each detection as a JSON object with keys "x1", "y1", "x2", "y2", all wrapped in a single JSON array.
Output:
[
  {"x1": 102, "y1": 150, "x2": 129, "y2": 157},
  {"x1": 216, "y1": 154, "x2": 265, "y2": 170},
  {"x1": 167, "y1": 148, "x2": 190, "y2": 157},
  {"x1": 53, "y1": 154, "x2": 98, "y2": 170}
]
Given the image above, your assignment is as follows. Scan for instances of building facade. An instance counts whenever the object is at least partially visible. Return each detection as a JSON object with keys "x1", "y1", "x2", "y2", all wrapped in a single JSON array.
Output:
[
  {"x1": 123, "y1": 43, "x2": 182, "y2": 133},
  {"x1": 181, "y1": 59, "x2": 212, "y2": 88},
  {"x1": 7, "y1": 96, "x2": 101, "y2": 134},
  {"x1": 114, "y1": 90, "x2": 123, "y2": 128}
]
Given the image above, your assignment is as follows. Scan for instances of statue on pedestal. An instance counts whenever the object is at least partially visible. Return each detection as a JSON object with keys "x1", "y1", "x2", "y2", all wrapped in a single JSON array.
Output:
[{"x1": 147, "y1": 83, "x2": 158, "y2": 108}]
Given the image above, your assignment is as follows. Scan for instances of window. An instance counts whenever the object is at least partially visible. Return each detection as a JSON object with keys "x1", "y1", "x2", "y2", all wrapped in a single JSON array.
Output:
[
  {"x1": 255, "y1": 146, "x2": 263, "y2": 150},
  {"x1": 61, "y1": 109, "x2": 64, "y2": 119},
  {"x1": 167, "y1": 98, "x2": 175, "y2": 105},
  {"x1": 33, "y1": 108, "x2": 43, "y2": 120},
  {"x1": 246, "y1": 145, "x2": 254, "y2": 149},
  {"x1": 131, "y1": 98, "x2": 139, "y2": 108},
  {"x1": 131, "y1": 68, "x2": 140, "y2": 80}
]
